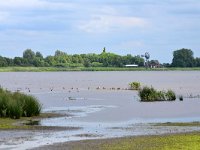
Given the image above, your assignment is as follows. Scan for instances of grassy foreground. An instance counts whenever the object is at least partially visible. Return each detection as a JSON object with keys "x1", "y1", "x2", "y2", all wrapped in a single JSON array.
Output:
[
  {"x1": 0, "y1": 113, "x2": 64, "y2": 130},
  {"x1": 40, "y1": 132, "x2": 200, "y2": 150},
  {"x1": 0, "y1": 66, "x2": 200, "y2": 72},
  {"x1": 100, "y1": 132, "x2": 200, "y2": 150}
]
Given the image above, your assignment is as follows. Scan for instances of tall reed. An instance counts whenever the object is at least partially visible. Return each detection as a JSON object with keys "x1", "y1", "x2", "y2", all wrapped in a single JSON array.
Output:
[
  {"x1": 0, "y1": 88, "x2": 41, "y2": 119},
  {"x1": 139, "y1": 86, "x2": 176, "y2": 102}
]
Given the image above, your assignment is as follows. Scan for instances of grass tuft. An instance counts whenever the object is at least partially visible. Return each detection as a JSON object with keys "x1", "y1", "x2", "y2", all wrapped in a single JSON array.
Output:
[
  {"x1": 129, "y1": 82, "x2": 141, "y2": 90},
  {"x1": 0, "y1": 88, "x2": 41, "y2": 119},
  {"x1": 139, "y1": 86, "x2": 176, "y2": 102}
]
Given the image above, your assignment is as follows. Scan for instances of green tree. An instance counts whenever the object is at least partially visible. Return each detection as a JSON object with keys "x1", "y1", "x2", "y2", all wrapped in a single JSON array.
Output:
[
  {"x1": 195, "y1": 58, "x2": 200, "y2": 67},
  {"x1": 84, "y1": 59, "x2": 91, "y2": 67},
  {"x1": 103, "y1": 47, "x2": 106, "y2": 53},
  {"x1": 172, "y1": 48, "x2": 195, "y2": 67},
  {"x1": 45, "y1": 56, "x2": 56, "y2": 66},
  {"x1": 0, "y1": 56, "x2": 8, "y2": 67},
  {"x1": 36, "y1": 51, "x2": 43, "y2": 59},
  {"x1": 4, "y1": 58, "x2": 14, "y2": 66},
  {"x1": 54, "y1": 50, "x2": 66, "y2": 56},
  {"x1": 23, "y1": 49, "x2": 35, "y2": 60},
  {"x1": 23, "y1": 49, "x2": 36, "y2": 65},
  {"x1": 14, "y1": 57, "x2": 23, "y2": 66}
]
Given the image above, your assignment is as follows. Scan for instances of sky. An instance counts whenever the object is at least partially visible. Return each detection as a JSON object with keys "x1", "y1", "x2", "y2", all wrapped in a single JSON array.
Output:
[{"x1": 0, "y1": 0, "x2": 200, "y2": 63}]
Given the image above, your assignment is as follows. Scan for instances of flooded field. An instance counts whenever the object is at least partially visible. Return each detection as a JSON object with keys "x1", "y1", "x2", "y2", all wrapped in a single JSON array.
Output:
[{"x1": 0, "y1": 71, "x2": 200, "y2": 149}]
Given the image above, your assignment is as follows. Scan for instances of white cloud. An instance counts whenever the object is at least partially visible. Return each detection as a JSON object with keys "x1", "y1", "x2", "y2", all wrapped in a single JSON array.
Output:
[{"x1": 78, "y1": 15, "x2": 148, "y2": 33}]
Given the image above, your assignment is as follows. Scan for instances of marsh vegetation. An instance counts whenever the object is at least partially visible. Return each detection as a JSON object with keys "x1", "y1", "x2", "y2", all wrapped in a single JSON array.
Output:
[
  {"x1": 0, "y1": 88, "x2": 41, "y2": 119},
  {"x1": 129, "y1": 82, "x2": 141, "y2": 90},
  {"x1": 139, "y1": 86, "x2": 176, "y2": 102}
]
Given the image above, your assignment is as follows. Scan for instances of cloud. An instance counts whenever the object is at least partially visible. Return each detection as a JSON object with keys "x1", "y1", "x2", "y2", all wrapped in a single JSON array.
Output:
[{"x1": 78, "y1": 15, "x2": 148, "y2": 33}]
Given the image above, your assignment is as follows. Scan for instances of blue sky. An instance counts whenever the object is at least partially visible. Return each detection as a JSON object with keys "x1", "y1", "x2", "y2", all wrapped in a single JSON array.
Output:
[{"x1": 0, "y1": 0, "x2": 200, "y2": 63}]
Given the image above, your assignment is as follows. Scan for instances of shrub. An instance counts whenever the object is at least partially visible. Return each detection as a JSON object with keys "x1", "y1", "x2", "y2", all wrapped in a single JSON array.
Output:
[
  {"x1": 165, "y1": 90, "x2": 176, "y2": 101},
  {"x1": 91, "y1": 62, "x2": 104, "y2": 67},
  {"x1": 156, "y1": 91, "x2": 166, "y2": 101},
  {"x1": 0, "y1": 88, "x2": 41, "y2": 119},
  {"x1": 139, "y1": 86, "x2": 176, "y2": 102},
  {"x1": 139, "y1": 86, "x2": 158, "y2": 101},
  {"x1": 129, "y1": 82, "x2": 141, "y2": 90}
]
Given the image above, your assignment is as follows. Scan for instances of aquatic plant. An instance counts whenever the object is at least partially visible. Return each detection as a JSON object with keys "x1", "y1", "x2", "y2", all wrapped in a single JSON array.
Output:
[
  {"x1": 8, "y1": 100, "x2": 22, "y2": 119},
  {"x1": 165, "y1": 90, "x2": 176, "y2": 101},
  {"x1": 0, "y1": 94, "x2": 9, "y2": 117},
  {"x1": 129, "y1": 82, "x2": 141, "y2": 90},
  {"x1": 139, "y1": 86, "x2": 158, "y2": 101},
  {"x1": 0, "y1": 88, "x2": 41, "y2": 119},
  {"x1": 139, "y1": 86, "x2": 176, "y2": 102}
]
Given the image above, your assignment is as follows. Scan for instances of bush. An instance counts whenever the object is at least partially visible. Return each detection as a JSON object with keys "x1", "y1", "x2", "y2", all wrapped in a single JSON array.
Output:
[
  {"x1": 165, "y1": 90, "x2": 176, "y2": 101},
  {"x1": 139, "y1": 86, "x2": 159, "y2": 101},
  {"x1": 139, "y1": 86, "x2": 176, "y2": 102},
  {"x1": 0, "y1": 88, "x2": 41, "y2": 119},
  {"x1": 91, "y1": 62, "x2": 104, "y2": 67},
  {"x1": 129, "y1": 82, "x2": 141, "y2": 90}
]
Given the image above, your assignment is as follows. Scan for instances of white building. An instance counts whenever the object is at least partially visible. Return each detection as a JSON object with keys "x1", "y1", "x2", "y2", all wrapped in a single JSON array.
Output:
[{"x1": 125, "y1": 64, "x2": 138, "y2": 67}]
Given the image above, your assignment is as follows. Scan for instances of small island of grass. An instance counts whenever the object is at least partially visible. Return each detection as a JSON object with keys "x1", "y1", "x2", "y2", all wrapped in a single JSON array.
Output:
[{"x1": 139, "y1": 86, "x2": 176, "y2": 102}]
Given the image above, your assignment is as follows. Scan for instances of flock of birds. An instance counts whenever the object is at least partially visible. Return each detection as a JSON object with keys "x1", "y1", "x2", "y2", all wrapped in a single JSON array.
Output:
[{"x1": 16, "y1": 86, "x2": 131, "y2": 93}]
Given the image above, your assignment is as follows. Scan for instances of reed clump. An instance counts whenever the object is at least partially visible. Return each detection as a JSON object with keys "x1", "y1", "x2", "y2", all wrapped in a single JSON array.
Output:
[
  {"x1": 139, "y1": 86, "x2": 176, "y2": 102},
  {"x1": 129, "y1": 82, "x2": 141, "y2": 90},
  {"x1": 0, "y1": 88, "x2": 41, "y2": 119}
]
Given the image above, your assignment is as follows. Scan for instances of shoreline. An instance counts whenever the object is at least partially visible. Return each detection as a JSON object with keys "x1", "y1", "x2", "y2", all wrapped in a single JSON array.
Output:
[
  {"x1": 0, "y1": 66, "x2": 200, "y2": 72},
  {"x1": 1, "y1": 119, "x2": 200, "y2": 149}
]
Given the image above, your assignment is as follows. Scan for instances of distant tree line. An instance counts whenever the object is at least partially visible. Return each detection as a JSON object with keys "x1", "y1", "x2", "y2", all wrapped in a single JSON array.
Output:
[
  {"x1": 0, "y1": 48, "x2": 144, "y2": 67},
  {"x1": 0, "y1": 48, "x2": 199, "y2": 68}
]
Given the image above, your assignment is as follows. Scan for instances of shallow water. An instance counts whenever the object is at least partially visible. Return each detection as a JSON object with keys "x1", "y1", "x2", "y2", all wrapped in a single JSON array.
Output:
[{"x1": 0, "y1": 71, "x2": 200, "y2": 149}]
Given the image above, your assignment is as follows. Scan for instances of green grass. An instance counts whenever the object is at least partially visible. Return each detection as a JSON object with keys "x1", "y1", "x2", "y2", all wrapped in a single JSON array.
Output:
[
  {"x1": 154, "y1": 122, "x2": 200, "y2": 127},
  {"x1": 45, "y1": 131, "x2": 200, "y2": 150},
  {"x1": 100, "y1": 132, "x2": 200, "y2": 150},
  {"x1": 0, "y1": 66, "x2": 200, "y2": 72},
  {"x1": 0, "y1": 66, "x2": 152, "y2": 72},
  {"x1": 0, "y1": 113, "x2": 63, "y2": 130},
  {"x1": 129, "y1": 82, "x2": 141, "y2": 90}
]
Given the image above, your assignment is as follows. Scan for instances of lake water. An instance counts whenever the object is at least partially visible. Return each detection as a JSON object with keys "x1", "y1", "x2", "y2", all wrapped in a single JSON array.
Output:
[{"x1": 0, "y1": 71, "x2": 200, "y2": 149}]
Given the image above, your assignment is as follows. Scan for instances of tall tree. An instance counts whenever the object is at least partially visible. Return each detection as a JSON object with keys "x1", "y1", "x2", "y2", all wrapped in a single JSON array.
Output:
[
  {"x1": 172, "y1": 48, "x2": 195, "y2": 67},
  {"x1": 36, "y1": 51, "x2": 43, "y2": 59},
  {"x1": 0, "y1": 56, "x2": 8, "y2": 67},
  {"x1": 23, "y1": 49, "x2": 35, "y2": 60}
]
